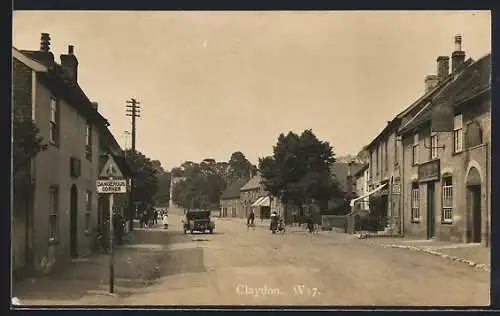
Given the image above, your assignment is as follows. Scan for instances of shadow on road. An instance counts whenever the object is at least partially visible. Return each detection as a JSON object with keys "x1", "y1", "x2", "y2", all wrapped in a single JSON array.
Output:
[{"x1": 12, "y1": 226, "x2": 207, "y2": 303}]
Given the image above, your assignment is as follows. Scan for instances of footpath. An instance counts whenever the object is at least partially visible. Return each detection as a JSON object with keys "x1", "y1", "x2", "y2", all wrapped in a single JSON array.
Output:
[
  {"x1": 12, "y1": 223, "x2": 173, "y2": 306},
  {"x1": 356, "y1": 236, "x2": 490, "y2": 272}
]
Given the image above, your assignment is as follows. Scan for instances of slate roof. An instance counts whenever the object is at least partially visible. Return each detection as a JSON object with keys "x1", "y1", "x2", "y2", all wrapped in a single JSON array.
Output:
[
  {"x1": 17, "y1": 49, "x2": 109, "y2": 128},
  {"x1": 399, "y1": 54, "x2": 490, "y2": 135},
  {"x1": 330, "y1": 162, "x2": 364, "y2": 193},
  {"x1": 240, "y1": 173, "x2": 262, "y2": 191},
  {"x1": 220, "y1": 178, "x2": 249, "y2": 200}
]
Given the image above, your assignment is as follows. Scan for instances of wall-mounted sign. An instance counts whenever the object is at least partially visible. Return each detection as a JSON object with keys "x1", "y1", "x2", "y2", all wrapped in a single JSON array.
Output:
[
  {"x1": 392, "y1": 183, "x2": 401, "y2": 195},
  {"x1": 418, "y1": 159, "x2": 441, "y2": 182}
]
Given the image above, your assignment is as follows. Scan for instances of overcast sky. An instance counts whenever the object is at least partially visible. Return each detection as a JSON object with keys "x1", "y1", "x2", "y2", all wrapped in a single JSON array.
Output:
[{"x1": 12, "y1": 11, "x2": 491, "y2": 170}]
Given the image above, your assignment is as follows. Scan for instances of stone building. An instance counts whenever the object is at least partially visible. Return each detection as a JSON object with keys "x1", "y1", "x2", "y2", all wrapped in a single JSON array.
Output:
[
  {"x1": 354, "y1": 35, "x2": 491, "y2": 245},
  {"x1": 12, "y1": 33, "x2": 127, "y2": 277},
  {"x1": 398, "y1": 51, "x2": 491, "y2": 245},
  {"x1": 240, "y1": 173, "x2": 271, "y2": 220},
  {"x1": 220, "y1": 178, "x2": 248, "y2": 218}
]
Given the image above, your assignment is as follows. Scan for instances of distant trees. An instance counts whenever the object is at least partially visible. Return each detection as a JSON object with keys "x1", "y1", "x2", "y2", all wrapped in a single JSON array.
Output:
[
  {"x1": 171, "y1": 151, "x2": 256, "y2": 211},
  {"x1": 124, "y1": 149, "x2": 160, "y2": 209},
  {"x1": 259, "y1": 129, "x2": 341, "y2": 221}
]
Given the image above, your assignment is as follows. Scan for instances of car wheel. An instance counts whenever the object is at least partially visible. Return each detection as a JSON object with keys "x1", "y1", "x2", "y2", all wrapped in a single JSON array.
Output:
[
  {"x1": 209, "y1": 229, "x2": 213, "y2": 234},
  {"x1": 190, "y1": 230, "x2": 194, "y2": 234},
  {"x1": 183, "y1": 230, "x2": 186, "y2": 234}
]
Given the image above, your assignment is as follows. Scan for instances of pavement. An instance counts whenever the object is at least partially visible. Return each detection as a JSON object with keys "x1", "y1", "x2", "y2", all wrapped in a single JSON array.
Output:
[{"x1": 12, "y1": 209, "x2": 490, "y2": 306}]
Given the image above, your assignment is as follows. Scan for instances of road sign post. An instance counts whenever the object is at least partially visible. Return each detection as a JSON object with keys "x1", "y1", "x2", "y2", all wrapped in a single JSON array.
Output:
[{"x1": 97, "y1": 154, "x2": 127, "y2": 295}]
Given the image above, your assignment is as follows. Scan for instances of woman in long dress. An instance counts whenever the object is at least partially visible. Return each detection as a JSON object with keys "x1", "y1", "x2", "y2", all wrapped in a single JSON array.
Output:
[{"x1": 162, "y1": 213, "x2": 169, "y2": 229}]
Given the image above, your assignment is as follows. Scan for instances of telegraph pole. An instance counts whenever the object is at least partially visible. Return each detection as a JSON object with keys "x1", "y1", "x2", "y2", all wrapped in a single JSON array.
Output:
[{"x1": 126, "y1": 98, "x2": 141, "y2": 231}]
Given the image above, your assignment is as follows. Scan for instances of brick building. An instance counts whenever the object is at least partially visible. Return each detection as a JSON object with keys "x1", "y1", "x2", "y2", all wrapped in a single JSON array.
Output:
[
  {"x1": 12, "y1": 33, "x2": 128, "y2": 277},
  {"x1": 240, "y1": 173, "x2": 271, "y2": 220}
]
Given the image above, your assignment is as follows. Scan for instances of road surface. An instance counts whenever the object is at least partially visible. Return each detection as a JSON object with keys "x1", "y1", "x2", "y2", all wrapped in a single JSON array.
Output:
[{"x1": 117, "y1": 211, "x2": 489, "y2": 306}]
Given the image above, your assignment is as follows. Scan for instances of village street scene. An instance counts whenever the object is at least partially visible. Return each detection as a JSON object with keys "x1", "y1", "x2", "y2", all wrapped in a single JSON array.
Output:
[{"x1": 12, "y1": 11, "x2": 491, "y2": 307}]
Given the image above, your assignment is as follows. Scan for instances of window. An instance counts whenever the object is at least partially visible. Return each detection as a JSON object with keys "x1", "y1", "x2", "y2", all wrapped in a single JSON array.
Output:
[
  {"x1": 384, "y1": 140, "x2": 388, "y2": 171},
  {"x1": 85, "y1": 190, "x2": 92, "y2": 234},
  {"x1": 442, "y1": 177, "x2": 453, "y2": 223},
  {"x1": 375, "y1": 146, "x2": 379, "y2": 175},
  {"x1": 48, "y1": 186, "x2": 59, "y2": 242},
  {"x1": 412, "y1": 133, "x2": 419, "y2": 165},
  {"x1": 453, "y1": 114, "x2": 463, "y2": 153},
  {"x1": 85, "y1": 122, "x2": 92, "y2": 160},
  {"x1": 411, "y1": 183, "x2": 420, "y2": 222},
  {"x1": 465, "y1": 121, "x2": 483, "y2": 148},
  {"x1": 49, "y1": 97, "x2": 59, "y2": 144},
  {"x1": 430, "y1": 133, "x2": 439, "y2": 159},
  {"x1": 394, "y1": 137, "x2": 399, "y2": 166},
  {"x1": 231, "y1": 207, "x2": 236, "y2": 217}
]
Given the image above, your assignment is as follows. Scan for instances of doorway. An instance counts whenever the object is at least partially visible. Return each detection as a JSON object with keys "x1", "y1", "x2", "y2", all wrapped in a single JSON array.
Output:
[
  {"x1": 70, "y1": 184, "x2": 78, "y2": 258},
  {"x1": 426, "y1": 182, "x2": 435, "y2": 239},
  {"x1": 468, "y1": 185, "x2": 482, "y2": 243}
]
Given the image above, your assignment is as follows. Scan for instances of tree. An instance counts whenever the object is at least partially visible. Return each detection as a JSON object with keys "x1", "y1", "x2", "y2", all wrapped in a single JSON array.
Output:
[
  {"x1": 124, "y1": 149, "x2": 159, "y2": 209},
  {"x1": 259, "y1": 129, "x2": 338, "y2": 223},
  {"x1": 228, "y1": 151, "x2": 253, "y2": 184}
]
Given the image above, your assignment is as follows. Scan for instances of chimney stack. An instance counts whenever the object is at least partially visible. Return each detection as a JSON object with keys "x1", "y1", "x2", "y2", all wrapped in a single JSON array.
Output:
[
  {"x1": 60, "y1": 45, "x2": 79, "y2": 82},
  {"x1": 91, "y1": 102, "x2": 98, "y2": 110},
  {"x1": 40, "y1": 33, "x2": 51, "y2": 52},
  {"x1": 425, "y1": 74, "x2": 439, "y2": 92},
  {"x1": 437, "y1": 56, "x2": 450, "y2": 82},
  {"x1": 451, "y1": 35, "x2": 466, "y2": 73}
]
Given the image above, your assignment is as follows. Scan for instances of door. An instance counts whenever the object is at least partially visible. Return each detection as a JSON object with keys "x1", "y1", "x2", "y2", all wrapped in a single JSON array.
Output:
[
  {"x1": 70, "y1": 184, "x2": 78, "y2": 258},
  {"x1": 470, "y1": 185, "x2": 482, "y2": 243},
  {"x1": 427, "y1": 182, "x2": 435, "y2": 239}
]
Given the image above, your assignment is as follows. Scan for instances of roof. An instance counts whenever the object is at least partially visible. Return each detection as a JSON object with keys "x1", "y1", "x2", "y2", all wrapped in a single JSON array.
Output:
[
  {"x1": 330, "y1": 162, "x2": 364, "y2": 193},
  {"x1": 353, "y1": 163, "x2": 369, "y2": 178},
  {"x1": 398, "y1": 55, "x2": 490, "y2": 135},
  {"x1": 14, "y1": 48, "x2": 109, "y2": 129},
  {"x1": 220, "y1": 178, "x2": 249, "y2": 200},
  {"x1": 240, "y1": 173, "x2": 262, "y2": 191}
]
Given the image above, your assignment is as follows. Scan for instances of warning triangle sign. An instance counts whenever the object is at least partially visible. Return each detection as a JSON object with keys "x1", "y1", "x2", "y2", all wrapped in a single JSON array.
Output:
[{"x1": 99, "y1": 155, "x2": 124, "y2": 178}]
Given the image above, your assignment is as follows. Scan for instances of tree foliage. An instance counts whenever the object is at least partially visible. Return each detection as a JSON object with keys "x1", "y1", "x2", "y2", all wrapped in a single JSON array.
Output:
[
  {"x1": 124, "y1": 149, "x2": 160, "y2": 207},
  {"x1": 228, "y1": 151, "x2": 254, "y2": 184},
  {"x1": 259, "y1": 129, "x2": 339, "y2": 214},
  {"x1": 13, "y1": 112, "x2": 47, "y2": 177}
]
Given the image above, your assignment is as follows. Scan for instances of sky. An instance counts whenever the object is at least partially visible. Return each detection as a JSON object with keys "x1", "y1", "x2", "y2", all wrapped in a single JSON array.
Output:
[{"x1": 12, "y1": 11, "x2": 491, "y2": 170}]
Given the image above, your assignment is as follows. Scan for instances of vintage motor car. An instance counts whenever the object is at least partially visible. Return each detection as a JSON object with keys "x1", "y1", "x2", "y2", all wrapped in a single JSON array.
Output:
[{"x1": 183, "y1": 209, "x2": 215, "y2": 234}]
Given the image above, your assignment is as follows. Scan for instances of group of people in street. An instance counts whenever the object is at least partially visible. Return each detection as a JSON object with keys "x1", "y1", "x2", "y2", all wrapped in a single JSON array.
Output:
[{"x1": 139, "y1": 206, "x2": 169, "y2": 230}]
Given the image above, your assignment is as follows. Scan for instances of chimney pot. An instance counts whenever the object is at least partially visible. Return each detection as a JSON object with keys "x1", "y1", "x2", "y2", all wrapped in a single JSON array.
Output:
[
  {"x1": 40, "y1": 33, "x2": 51, "y2": 52},
  {"x1": 68, "y1": 45, "x2": 74, "y2": 55},
  {"x1": 452, "y1": 34, "x2": 466, "y2": 73},
  {"x1": 425, "y1": 74, "x2": 439, "y2": 92},
  {"x1": 436, "y1": 56, "x2": 450, "y2": 82}
]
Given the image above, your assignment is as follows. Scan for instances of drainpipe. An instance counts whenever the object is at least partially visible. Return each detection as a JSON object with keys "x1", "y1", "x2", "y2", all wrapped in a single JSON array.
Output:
[{"x1": 400, "y1": 137, "x2": 405, "y2": 237}]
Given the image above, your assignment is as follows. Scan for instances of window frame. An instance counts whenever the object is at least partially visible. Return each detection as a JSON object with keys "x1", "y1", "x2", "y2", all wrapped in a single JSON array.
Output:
[
  {"x1": 84, "y1": 190, "x2": 92, "y2": 234},
  {"x1": 442, "y1": 176, "x2": 453, "y2": 223},
  {"x1": 412, "y1": 133, "x2": 419, "y2": 166},
  {"x1": 430, "y1": 133, "x2": 439, "y2": 159},
  {"x1": 384, "y1": 140, "x2": 389, "y2": 171},
  {"x1": 48, "y1": 185, "x2": 59, "y2": 243},
  {"x1": 453, "y1": 114, "x2": 463, "y2": 153},
  {"x1": 85, "y1": 122, "x2": 93, "y2": 160},
  {"x1": 410, "y1": 183, "x2": 420, "y2": 222},
  {"x1": 49, "y1": 97, "x2": 59, "y2": 145}
]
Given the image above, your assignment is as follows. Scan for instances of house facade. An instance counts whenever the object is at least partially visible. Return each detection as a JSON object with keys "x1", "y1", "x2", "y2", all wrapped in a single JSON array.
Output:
[
  {"x1": 220, "y1": 178, "x2": 248, "y2": 218},
  {"x1": 354, "y1": 35, "x2": 491, "y2": 245},
  {"x1": 399, "y1": 52, "x2": 491, "y2": 246},
  {"x1": 240, "y1": 174, "x2": 271, "y2": 220},
  {"x1": 12, "y1": 33, "x2": 124, "y2": 277},
  {"x1": 353, "y1": 164, "x2": 370, "y2": 211}
]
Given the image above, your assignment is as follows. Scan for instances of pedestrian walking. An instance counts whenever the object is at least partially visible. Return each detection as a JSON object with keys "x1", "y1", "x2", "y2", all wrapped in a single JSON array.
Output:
[
  {"x1": 247, "y1": 210, "x2": 255, "y2": 230},
  {"x1": 162, "y1": 213, "x2": 169, "y2": 229}
]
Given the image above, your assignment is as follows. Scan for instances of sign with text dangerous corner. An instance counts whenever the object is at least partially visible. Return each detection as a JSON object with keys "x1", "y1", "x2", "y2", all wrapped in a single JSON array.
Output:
[{"x1": 97, "y1": 179, "x2": 128, "y2": 194}]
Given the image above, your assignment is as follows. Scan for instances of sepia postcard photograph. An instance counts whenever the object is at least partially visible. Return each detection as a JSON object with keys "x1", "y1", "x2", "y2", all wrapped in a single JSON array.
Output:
[{"x1": 11, "y1": 10, "x2": 491, "y2": 307}]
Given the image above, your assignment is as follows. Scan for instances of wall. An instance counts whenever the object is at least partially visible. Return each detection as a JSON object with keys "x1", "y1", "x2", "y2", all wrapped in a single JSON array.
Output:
[
  {"x1": 321, "y1": 215, "x2": 346, "y2": 231},
  {"x1": 401, "y1": 95, "x2": 490, "y2": 244},
  {"x1": 221, "y1": 198, "x2": 243, "y2": 218},
  {"x1": 31, "y1": 79, "x2": 100, "y2": 274}
]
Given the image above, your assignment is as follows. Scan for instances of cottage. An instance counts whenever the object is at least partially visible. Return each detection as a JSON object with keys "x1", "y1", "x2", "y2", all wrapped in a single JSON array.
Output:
[
  {"x1": 240, "y1": 173, "x2": 271, "y2": 220},
  {"x1": 12, "y1": 33, "x2": 129, "y2": 277}
]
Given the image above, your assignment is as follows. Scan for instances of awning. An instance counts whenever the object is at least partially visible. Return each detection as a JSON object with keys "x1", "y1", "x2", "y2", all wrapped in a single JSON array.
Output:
[
  {"x1": 255, "y1": 196, "x2": 270, "y2": 207},
  {"x1": 349, "y1": 183, "x2": 388, "y2": 207},
  {"x1": 251, "y1": 197, "x2": 266, "y2": 207}
]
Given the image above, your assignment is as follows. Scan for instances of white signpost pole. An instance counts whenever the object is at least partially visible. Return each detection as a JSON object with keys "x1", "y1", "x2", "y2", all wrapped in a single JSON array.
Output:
[{"x1": 109, "y1": 176, "x2": 114, "y2": 294}]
